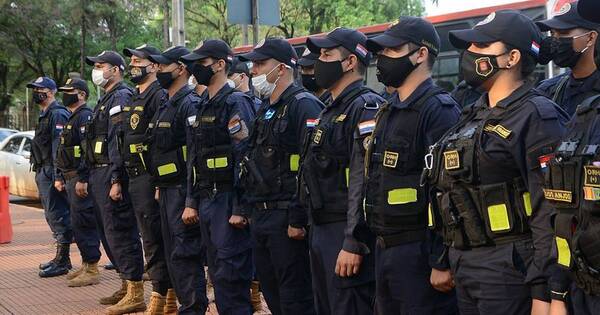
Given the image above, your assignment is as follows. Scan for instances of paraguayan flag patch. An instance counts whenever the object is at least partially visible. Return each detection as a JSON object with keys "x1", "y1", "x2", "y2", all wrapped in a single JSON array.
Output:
[{"x1": 358, "y1": 119, "x2": 376, "y2": 135}]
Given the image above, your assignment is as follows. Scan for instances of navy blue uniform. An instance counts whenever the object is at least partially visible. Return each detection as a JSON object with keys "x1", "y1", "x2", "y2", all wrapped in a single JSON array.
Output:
[
  {"x1": 56, "y1": 104, "x2": 101, "y2": 264},
  {"x1": 245, "y1": 90, "x2": 263, "y2": 112},
  {"x1": 187, "y1": 84, "x2": 255, "y2": 314},
  {"x1": 121, "y1": 80, "x2": 171, "y2": 294},
  {"x1": 347, "y1": 79, "x2": 460, "y2": 314},
  {"x1": 32, "y1": 101, "x2": 72, "y2": 245},
  {"x1": 451, "y1": 80, "x2": 483, "y2": 108},
  {"x1": 537, "y1": 70, "x2": 600, "y2": 117},
  {"x1": 85, "y1": 82, "x2": 144, "y2": 281},
  {"x1": 301, "y1": 80, "x2": 381, "y2": 315},
  {"x1": 241, "y1": 84, "x2": 323, "y2": 315},
  {"x1": 149, "y1": 85, "x2": 207, "y2": 315},
  {"x1": 424, "y1": 81, "x2": 569, "y2": 314}
]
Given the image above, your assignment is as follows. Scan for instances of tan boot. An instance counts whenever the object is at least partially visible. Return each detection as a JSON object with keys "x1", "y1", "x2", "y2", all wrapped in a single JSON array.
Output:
[
  {"x1": 68, "y1": 262, "x2": 100, "y2": 287},
  {"x1": 99, "y1": 280, "x2": 127, "y2": 305},
  {"x1": 206, "y1": 276, "x2": 215, "y2": 303},
  {"x1": 66, "y1": 264, "x2": 85, "y2": 280},
  {"x1": 106, "y1": 280, "x2": 146, "y2": 315},
  {"x1": 144, "y1": 292, "x2": 165, "y2": 315},
  {"x1": 251, "y1": 280, "x2": 262, "y2": 312},
  {"x1": 163, "y1": 289, "x2": 178, "y2": 315}
]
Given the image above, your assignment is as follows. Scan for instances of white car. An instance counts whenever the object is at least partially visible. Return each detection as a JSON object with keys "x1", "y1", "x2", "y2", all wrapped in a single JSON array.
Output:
[{"x1": 0, "y1": 131, "x2": 38, "y2": 199}]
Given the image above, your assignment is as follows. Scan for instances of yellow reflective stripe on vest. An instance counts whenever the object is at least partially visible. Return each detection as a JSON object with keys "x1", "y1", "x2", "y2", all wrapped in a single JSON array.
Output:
[
  {"x1": 73, "y1": 146, "x2": 81, "y2": 158},
  {"x1": 428, "y1": 203, "x2": 434, "y2": 227},
  {"x1": 207, "y1": 157, "x2": 228, "y2": 169},
  {"x1": 157, "y1": 163, "x2": 177, "y2": 176},
  {"x1": 487, "y1": 204, "x2": 510, "y2": 232},
  {"x1": 182, "y1": 146, "x2": 187, "y2": 162},
  {"x1": 94, "y1": 141, "x2": 103, "y2": 154},
  {"x1": 345, "y1": 168, "x2": 349, "y2": 187},
  {"x1": 555, "y1": 236, "x2": 571, "y2": 267},
  {"x1": 290, "y1": 154, "x2": 300, "y2": 172},
  {"x1": 522, "y1": 192, "x2": 532, "y2": 216},
  {"x1": 387, "y1": 188, "x2": 417, "y2": 205},
  {"x1": 134, "y1": 106, "x2": 144, "y2": 111},
  {"x1": 129, "y1": 143, "x2": 147, "y2": 154}
]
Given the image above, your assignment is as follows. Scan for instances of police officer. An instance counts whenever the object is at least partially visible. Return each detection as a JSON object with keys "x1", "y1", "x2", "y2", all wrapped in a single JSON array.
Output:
[
  {"x1": 122, "y1": 44, "x2": 176, "y2": 314},
  {"x1": 422, "y1": 10, "x2": 569, "y2": 314},
  {"x1": 298, "y1": 47, "x2": 332, "y2": 104},
  {"x1": 348, "y1": 17, "x2": 461, "y2": 314},
  {"x1": 301, "y1": 27, "x2": 381, "y2": 314},
  {"x1": 239, "y1": 38, "x2": 323, "y2": 315},
  {"x1": 536, "y1": 1, "x2": 600, "y2": 117},
  {"x1": 228, "y1": 56, "x2": 262, "y2": 111},
  {"x1": 28, "y1": 76, "x2": 72, "y2": 278},
  {"x1": 146, "y1": 46, "x2": 208, "y2": 315},
  {"x1": 55, "y1": 78, "x2": 102, "y2": 287},
  {"x1": 180, "y1": 39, "x2": 255, "y2": 315},
  {"x1": 84, "y1": 51, "x2": 145, "y2": 314}
]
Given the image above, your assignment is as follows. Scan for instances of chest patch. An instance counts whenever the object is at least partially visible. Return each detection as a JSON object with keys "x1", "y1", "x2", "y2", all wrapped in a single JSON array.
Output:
[
  {"x1": 383, "y1": 151, "x2": 399, "y2": 168},
  {"x1": 444, "y1": 150, "x2": 460, "y2": 170},
  {"x1": 130, "y1": 113, "x2": 140, "y2": 130}
]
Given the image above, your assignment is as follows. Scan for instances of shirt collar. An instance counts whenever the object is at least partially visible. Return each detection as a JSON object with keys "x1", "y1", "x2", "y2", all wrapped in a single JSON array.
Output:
[
  {"x1": 390, "y1": 78, "x2": 434, "y2": 109},
  {"x1": 271, "y1": 83, "x2": 301, "y2": 108},
  {"x1": 40, "y1": 100, "x2": 60, "y2": 117},
  {"x1": 569, "y1": 69, "x2": 600, "y2": 90},
  {"x1": 475, "y1": 80, "x2": 533, "y2": 110},
  {"x1": 330, "y1": 80, "x2": 364, "y2": 109}
]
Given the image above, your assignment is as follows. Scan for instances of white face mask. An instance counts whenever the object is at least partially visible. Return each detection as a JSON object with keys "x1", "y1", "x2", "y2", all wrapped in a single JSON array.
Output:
[
  {"x1": 91, "y1": 68, "x2": 109, "y2": 87},
  {"x1": 227, "y1": 79, "x2": 236, "y2": 89},
  {"x1": 252, "y1": 64, "x2": 280, "y2": 98},
  {"x1": 188, "y1": 76, "x2": 197, "y2": 89}
]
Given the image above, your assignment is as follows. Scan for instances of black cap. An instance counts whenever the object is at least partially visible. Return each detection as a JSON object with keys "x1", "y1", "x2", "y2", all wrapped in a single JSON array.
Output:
[
  {"x1": 298, "y1": 47, "x2": 319, "y2": 67},
  {"x1": 123, "y1": 44, "x2": 162, "y2": 60},
  {"x1": 449, "y1": 10, "x2": 542, "y2": 60},
  {"x1": 579, "y1": 0, "x2": 600, "y2": 23},
  {"x1": 148, "y1": 46, "x2": 190, "y2": 65},
  {"x1": 58, "y1": 78, "x2": 89, "y2": 96},
  {"x1": 239, "y1": 38, "x2": 298, "y2": 68},
  {"x1": 306, "y1": 27, "x2": 372, "y2": 65},
  {"x1": 26, "y1": 76, "x2": 57, "y2": 90},
  {"x1": 228, "y1": 57, "x2": 251, "y2": 76},
  {"x1": 366, "y1": 16, "x2": 441, "y2": 56},
  {"x1": 85, "y1": 51, "x2": 126, "y2": 72},
  {"x1": 537, "y1": 1, "x2": 600, "y2": 32},
  {"x1": 180, "y1": 39, "x2": 234, "y2": 63}
]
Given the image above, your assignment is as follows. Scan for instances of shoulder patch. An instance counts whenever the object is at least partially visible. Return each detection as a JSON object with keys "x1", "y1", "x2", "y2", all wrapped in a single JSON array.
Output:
[
  {"x1": 187, "y1": 115, "x2": 196, "y2": 126},
  {"x1": 109, "y1": 105, "x2": 122, "y2": 116}
]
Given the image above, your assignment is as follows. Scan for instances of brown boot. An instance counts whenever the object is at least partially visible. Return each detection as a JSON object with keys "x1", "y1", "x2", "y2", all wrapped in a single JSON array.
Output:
[
  {"x1": 251, "y1": 280, "x2": 262, "y2": 312},
  {"x1": 106, "y1": 280, "x2": 146, "y2": 315},
  {"x1": 163, "y1": 288, "x2": 178, "y2": 315},
  {"x1": 99, "y1": 280, "x2": 127, "y2": 305},
  {"x1": 206, "y1": 276, "x2": 215, "y2": 303},
  {"x1": 66, "y1": 264, "x2": 85, "y2": 280},
  {"x1": 67, "y1": 262, "x2": 100, "y2": 287},
  {"x1": 144, "y1": 292, "x2": 165, "y2": 315}
]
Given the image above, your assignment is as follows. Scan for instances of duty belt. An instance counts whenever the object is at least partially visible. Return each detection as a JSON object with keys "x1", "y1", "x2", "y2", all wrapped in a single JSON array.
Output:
[
  {"x1": 255, "y1": 201, "x2": 291, "y2": 210},
  {"x1": 62, "y1": 170, "x2": 78, "y2": 181},
  {"x1": 376, "y1": 230, "x2": 426, "y2": 249},
  {"x1": 92, "y1": 163, "x2": 110, "y2": 169}
]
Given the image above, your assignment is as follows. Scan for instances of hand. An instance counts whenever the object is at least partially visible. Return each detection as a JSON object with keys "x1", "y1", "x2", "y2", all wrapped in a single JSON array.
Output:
[
  {"x1": 531, "y1": 299, "x2": 550, "y2": 315},
  {"x1": 154, "y1": 188, "x2": 159, "y2": 201},
  {"x1": 335, "y1": 249, "x2": 363, "y2": 277},
  {"x1": 54, "y1": 180, "x2": 65, "y2": 192},
  {"x1": 109, "y1": 183, "x2": 122, "y2": 201},
  {"x1": 430, "y1": 268, "x2": 455, "y2": 293},
  {"x1": 75, "y1": 181, "x2": 88, "y2": 198},
  {"x1": 229, "y1": 215, "x2": 248, "y2": 229},
  {"x1": 182, "y1": 207, "x2": 199, "y2": 225},
  {"x1": 287, "y1": 225, "x2": 306, "y2": 240},
  {"x1": 549, "y1": 300, "x2": 567, "y2": 315}
]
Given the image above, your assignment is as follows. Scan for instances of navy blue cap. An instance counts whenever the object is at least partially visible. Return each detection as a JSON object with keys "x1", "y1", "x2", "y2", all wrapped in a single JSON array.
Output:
[
  {"x1": 228, "y1": 57, "x2": 251, "y2": 76},
  {"x1": 579, "y1": 0, "x2": 600, "y2": 23},
  {"x1": 366, "y1": 17, "x2": 441, "y2": 56},
  {"x1": 306, "y1": 27, "x2": 372, "y2": 65},
  {"x1": 58, "y1": 78, "x2": 89, "y2": 96},
  {"x1": 27, "y1": 76, "x2": 57, "y2": 90},
  {"x1": 123, "y1": 44, "x2": 162, "y2": 60},
  {"x1": 449, "y1": 10, "x2": 543, "y2": 60},
  {"x1": 537, "y1": 1, "x2": 600, "y2": 31},
  {"x1": 239, "y1": 38, "x2": 298, "y2": 68},
  {"x1": 148, "y1": 46, "x2": 190, "y2": 65},
  {"x1": 85, "y1": 51, "x2": 126, "y2": 71},
  {"x1": 298, "y1": 47, "x2": 319, "y2": 67},
  {"x1": 180, "y1": 39, "x2": 234, "y2": 63}
]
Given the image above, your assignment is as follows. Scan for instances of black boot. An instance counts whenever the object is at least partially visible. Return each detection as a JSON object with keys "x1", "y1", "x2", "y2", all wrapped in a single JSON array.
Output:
[
  {"x1": 39, "y1": 244, "x2": 71, "y2": 278},
  {"x1": 39, "y1": 243, "x2": 59, "y2": 270}
]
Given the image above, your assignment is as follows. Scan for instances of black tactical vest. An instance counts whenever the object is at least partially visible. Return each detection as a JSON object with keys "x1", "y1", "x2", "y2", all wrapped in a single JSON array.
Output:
[
  {"x1": 56, "y1": 106, "x2": 92, "y2": 173},
  {"x1": 122, "y1": 98, "x2": 158, "y2": 170},
  {"x1": 545, "y1": 94, "x2": 600, "y2": 295},
  {"x1": 32, "y1": 111, "x2": 53, "y2": 169}
]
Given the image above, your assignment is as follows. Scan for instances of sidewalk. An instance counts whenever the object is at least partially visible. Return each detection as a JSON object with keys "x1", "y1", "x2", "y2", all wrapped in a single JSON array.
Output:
[{"x1": 0, "y1": 202, "x2": 268, "y2": 315}]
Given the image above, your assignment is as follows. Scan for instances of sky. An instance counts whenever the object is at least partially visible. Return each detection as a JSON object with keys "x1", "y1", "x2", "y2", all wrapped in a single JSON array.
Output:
[{"x1": 425, "y1": 0, "x2": 524, "y2": 16}]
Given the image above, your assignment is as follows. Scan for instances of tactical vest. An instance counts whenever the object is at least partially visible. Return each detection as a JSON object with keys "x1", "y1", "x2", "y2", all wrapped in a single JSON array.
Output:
[
  {"x1": 121, "y1": 99, "x2": 157, "y2": 171},
  {"x1": 545, "y1": 94, "x2": 600, "y2": 295},
  {"x1": 191, "y1": 89, "x2": 235, "y2": 198},
  {"x1": 31, "y1": 111, "x2": 54, "y2": 170},
  {"x1": 301, "y1": 87, "x2": 374, "y2": 224},
  {"x1": 426, "y1": 93, "x2": 544, "y2": 250},
  {"x1": 241, "y1": 86, "x2": 306, "y2": 202},
  {"x1": 56, "y1": 107, "x2": 92, "y2": 174},
  {"x1": 364, "y1": 87, "x2": 444, "y2": 236}
]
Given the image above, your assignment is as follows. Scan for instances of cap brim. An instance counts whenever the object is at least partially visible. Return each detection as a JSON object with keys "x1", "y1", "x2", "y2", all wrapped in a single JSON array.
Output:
[
  {"x1": 180, "y1": 52, "x2": 207, "y2": 62},
  {"x1": 58, "y1": 86, "x2": 76, "y2": 92},
  {"x1": 579, "y1": 0, "x2": 600, "y2": 23},
  {"x1": 123, "y1": 48, "x2": 146, "y2": 58},
  {"x1": 306, "y1": 36, "x2": 340, "y2": 54},
  {"x1": 298, "y1": 57, "x2": 316, "y2": 67},
  {"x1": 26, "y1": 82, "x2": 46, "y2": 88},
  {"x1": 238, "y1": 51, "x2": 271, "y2": 62},
  {"x1": 147, "y1": 54, "x2": 171, "y2": 64},
  {"x1": 536, "y1": 19, "x2": 578, "y2": 32},
  {"x1": 366, "y1": 34, "x2": 409, "y2": 52},
  {"x1": 85, "y1": 56, "x2": 102, "y2": 66},
  {"x1": 449, "y1": 29, "x2": 497, "y2": 49}
]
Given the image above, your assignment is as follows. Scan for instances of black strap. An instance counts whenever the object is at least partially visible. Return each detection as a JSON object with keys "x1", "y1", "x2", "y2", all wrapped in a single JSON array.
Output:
[{"x1": 552, "y1": 74, "x2": 570, "y2": 104}]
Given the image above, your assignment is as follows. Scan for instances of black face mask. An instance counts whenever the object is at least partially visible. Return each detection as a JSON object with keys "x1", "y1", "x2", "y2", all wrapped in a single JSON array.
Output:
[
  {"x1": 301, "y1": 74, "x2": 319, "y2": 92},
  {"x1": 376, "y1": 49, "x2": 420, "y2": 88},
  {"x1": 32, "y1": 92, "x2": 48, "y2": 104},
  {"x1": 62, "y1": 93, "x2": 79, "y2": 107},
  {"x1": 191, "y1": 63, "x2": 215, "y2": 86},
  {"x1": 130, "y1": 65, "x2": 150, "y2": 84},
  {"x1": 314, "y1": 59, "x2": 346, "y2": 89},
  {"x1": 460, "y1": 50, "x2": 506, "y2": 88},
  {"x1": 552, "y1": 36, "x2": 585, "y2": 68},
  {"x1": 156, "y1": 71, "x2": 176, "y2": 89}
]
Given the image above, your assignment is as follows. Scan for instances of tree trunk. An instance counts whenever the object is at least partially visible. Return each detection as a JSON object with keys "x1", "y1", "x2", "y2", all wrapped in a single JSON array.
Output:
[
  {"x1": 161, "y1": 0, "x2": 170, "y2": 48},
  {"x1": 80, "y1": 0, "x2": 86, "y2": 76}
]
